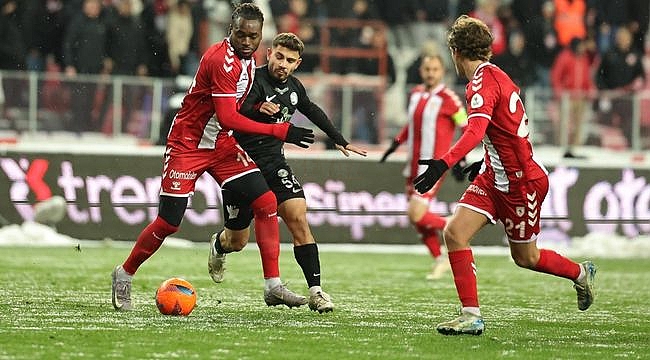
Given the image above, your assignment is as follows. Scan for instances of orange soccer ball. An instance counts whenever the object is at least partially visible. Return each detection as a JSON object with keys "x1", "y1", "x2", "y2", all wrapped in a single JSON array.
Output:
[{"x1": 155, "y1": 278, "x2": 197, "y2": 316}]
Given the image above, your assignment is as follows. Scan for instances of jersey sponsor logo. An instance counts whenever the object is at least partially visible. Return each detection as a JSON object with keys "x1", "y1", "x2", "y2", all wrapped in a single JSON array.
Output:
[
  {"x1": 169, "y1": 169, "x2": 197, "y2": 180},
  {"x1": 470, "y1": 93, "x2": 484, "y2": 109},
  {"x1": 266, "y1": 94, "x2": 277, "y2": 102},
  {"x1": 290, "y1": 92, "x2": 298, "y2": 105},
  {"x1": 467, "y1": 184, "x2": 487, "y2": 196},
  {"x1": 171, "y1": 181, "x2": 181, "y2": 191}
]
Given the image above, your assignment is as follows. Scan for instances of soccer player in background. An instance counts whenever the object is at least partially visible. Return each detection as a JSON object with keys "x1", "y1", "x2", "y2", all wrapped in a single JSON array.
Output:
[
  {"x1": 413, "y1": 15, "x2": 597, "y2": 335},
  {"x1": 111, "y1": 3, "x2": 315, "y2": 311},
  {"x1": 207, "y1": 32, "x2": 367, "y2": 312},
  {"x1": 379, "y1": 53, "x2": 467, "y2": 280}
]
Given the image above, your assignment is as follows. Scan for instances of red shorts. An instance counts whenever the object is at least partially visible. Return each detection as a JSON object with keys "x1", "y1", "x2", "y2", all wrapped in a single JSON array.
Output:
[
  {"x1": 458, "y1": 174, "x2": 549, "y2": 242},
  {"x1": 160, "y1": 134, "x2": 259, "y2": 196}
]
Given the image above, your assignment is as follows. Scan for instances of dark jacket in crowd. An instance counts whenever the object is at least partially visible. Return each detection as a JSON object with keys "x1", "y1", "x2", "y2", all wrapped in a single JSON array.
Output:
[{"x1": 62, "y1": 12, "x2": 109, "y2": 74}]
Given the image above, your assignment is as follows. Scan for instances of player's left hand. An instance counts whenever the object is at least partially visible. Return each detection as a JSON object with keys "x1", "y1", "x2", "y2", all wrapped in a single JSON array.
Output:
[
  {"x1": 336, "y1": 144, "x2": 368, "y2": 157},
  {"x1": 413, "y1": 159, "x2": 448, "y2": 194},
  {"x1": 451, "y1": 157, "x2": 467, "y2": 182}
]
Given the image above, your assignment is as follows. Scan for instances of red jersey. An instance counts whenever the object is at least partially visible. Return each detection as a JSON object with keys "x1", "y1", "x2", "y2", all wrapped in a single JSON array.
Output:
[
  {"x1": 397, "y1": 84, "x2": 466, "y2": 180},
  {"x1": 442, "y1": 62, "x2": 546, "y2": 193},
  {"x1": 166, "y1": 38, "x2": 257, "y2": 151}
]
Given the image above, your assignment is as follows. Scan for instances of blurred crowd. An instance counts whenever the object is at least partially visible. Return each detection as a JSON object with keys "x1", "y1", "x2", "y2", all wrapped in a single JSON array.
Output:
[
  {"x1": 1, "y1": 0, "x2": 650, "y2": 149},
  {"x1": 1, "y1": 0, "x2": 647, "y2": 81}
]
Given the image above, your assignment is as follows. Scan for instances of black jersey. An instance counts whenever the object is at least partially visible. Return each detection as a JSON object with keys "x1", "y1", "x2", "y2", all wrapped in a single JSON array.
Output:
[{"x1": 237, "y1": 65, "x2": 347, "y2": 171}]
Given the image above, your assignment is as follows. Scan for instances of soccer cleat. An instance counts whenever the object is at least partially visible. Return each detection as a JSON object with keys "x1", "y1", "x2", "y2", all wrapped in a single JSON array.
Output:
[
  {"x1": 574, "y1": 261, "x2": 597, "y2": 311},
  {"x1": 426, "y1": 259, "x2": 451, "y2": 280},
  {"x1": 208, "y1": 232, "x2": 226, "y2": 283},
  {"x1": 111, "y1": 265, "x2": 133, "y2": 311},
  {"x1": 264, "y1": 284, "x2": 308, "y2": 308},
  {"x1": 308, "y1": 291, "x2": 334, "y2": 313},
  {"x1": 436, "y1": 311, "x2": 485, "y2": 335}
]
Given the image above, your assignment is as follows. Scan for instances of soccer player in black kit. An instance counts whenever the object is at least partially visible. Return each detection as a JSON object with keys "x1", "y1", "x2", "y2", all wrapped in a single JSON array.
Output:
[{"x1": 207, "y1": 33, "x2": 367, "y2": 312}]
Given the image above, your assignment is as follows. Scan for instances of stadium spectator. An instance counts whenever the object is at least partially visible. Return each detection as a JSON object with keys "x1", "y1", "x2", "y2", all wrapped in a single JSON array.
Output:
[
  {"x1": 590, "y1": 0, "x2": 631, "y2": 54},
  {"x1": 492, "y1": 30, "x2": 536, "y2": 88},
  {"x1": 553, "y1": 0, "x2": 587, "y2": 47},
  {"x1": 380, "y1": 52, "x2": 467, "y2": 280},
  {"x1": 22, "y1": 0, "x2": 66, "y2": 72},
  {"x1": 524, "y1": 0, "x2": 560, "y2": 87},
  {"x1": 595, "y1": 27, "x2": 645, "y2": 148},
  {"x1": 166, "y1": 0, "x2": 194, "y2": 76},
  {"x1": 110, "y1": 3, "x2": 316, "y2": 312},
  {"x1": 62, "y1": 0, "x2": 111, "y2": 133},
  {"x1": 414, "y1": 15, "x2": 596, "y2": 335},
  {"x1": 628, "y1": 0, "x2": 650, "y2": 53},
  {"x1": 0, "y1": 0, "x2": 25, "y2": 71},
  {"x1": 105, "y1": 0, "x2": 149, "y2": 134},
  {"x1": 470, "y1": 0, "x2": 507, "y2": 57},
  {"x1": 140, "y1": 0, "x2": 172, "y2": 77},
  {"x1": 208, "y1": 32, "x2": 367, "y2": 313},
  {"x1": 550, "y1": 37, "x2": 595, "y2": 158}
]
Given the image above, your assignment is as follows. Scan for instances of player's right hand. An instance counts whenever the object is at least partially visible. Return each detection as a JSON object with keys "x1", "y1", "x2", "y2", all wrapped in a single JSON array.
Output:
[
  {"x1": 379, "y1": 139, "x2": 399, "y2": 163},
  {"x1": 284, "y1": 124, "x2": 315, "y2": 148},
  {"x1": 462, "y1": 160, "x2": 483, "y2": 182}
]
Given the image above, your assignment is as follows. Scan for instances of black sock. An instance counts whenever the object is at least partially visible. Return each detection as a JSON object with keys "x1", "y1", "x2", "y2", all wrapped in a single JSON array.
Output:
[
  {"x1": 294, "y1": 243, "x2": 321, "y2": 288},
  {"x1": 213, "y1": 229, "x2": 227, "y2": 254}
]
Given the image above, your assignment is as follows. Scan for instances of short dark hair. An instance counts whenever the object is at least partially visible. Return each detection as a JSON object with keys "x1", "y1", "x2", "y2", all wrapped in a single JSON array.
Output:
[
  {"x1": 272, "y1": 33, "x2": 305, "y2": 56},
  {"x1": 232, "y1": 2, "x2": 264, "y2": 24},
  {"x1": 447, "y1": 15, "x2": 493, "y2": 61}
]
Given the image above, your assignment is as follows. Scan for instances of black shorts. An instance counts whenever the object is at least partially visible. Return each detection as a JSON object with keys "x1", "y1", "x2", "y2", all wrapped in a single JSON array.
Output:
[{"x1": 222, "y1": 162, "x2": 304, "y2": 230}]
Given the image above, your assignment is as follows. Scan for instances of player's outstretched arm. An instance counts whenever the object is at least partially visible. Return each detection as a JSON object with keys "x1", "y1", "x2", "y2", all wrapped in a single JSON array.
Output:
[{"x1": 213, "y1": 97, "x2": 315, "y2": 148}]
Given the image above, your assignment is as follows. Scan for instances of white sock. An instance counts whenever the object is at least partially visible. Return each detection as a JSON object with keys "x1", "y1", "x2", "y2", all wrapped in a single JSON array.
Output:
[
  {"x1": 264, "y1": 277, "x2": 282, "y2": 291},
  {"x1": 575, "y1": 263, "x2": 586, "y2": 283},
  {"x1": 116, "y1": 266, "x2": 133, "y2": 281},
  {"x1": 309, "y1": 286, "x2": 322, "y2": 296},
  {"x1": 462, "y1": 307, "x2": 481, "y2": 317}
]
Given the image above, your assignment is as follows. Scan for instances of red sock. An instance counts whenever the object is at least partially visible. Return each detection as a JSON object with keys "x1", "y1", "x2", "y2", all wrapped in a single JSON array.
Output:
[
  {"x1": 449, "y1": 249, "x2": 479, "y2": 307},
  {"x1": 416, "y1": 212, "x2": 446, "y2": 230},
  {"x1": 122, "y1": 216, "x2": 178, "y2": 275},
  {"x1": 534, "y1": 249, "x2": 581, "y2": 280},
  {"x1": 416, "y1": 213, "x2": 446, "y2": 258},
  {"x1": 420, "y1": 230, "x2": 442, "y2": 258},
  {"x1": 251, "y1": 191, "x2": 280, "y2": 278}
]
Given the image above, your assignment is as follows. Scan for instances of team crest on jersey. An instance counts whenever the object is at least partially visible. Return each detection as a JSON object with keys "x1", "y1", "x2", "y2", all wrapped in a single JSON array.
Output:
[
  {"x1": 277, "y1": 168, "x2": 289, "y2": 178},
  {"x1": 290, "y1": 92, "x2": 298, "y2": 105},
  {"x1": 516, "y1": 206, "x2": 525, "y2": 217},
  {"x1": 470, "y1": 93, "x2": 483, "y2": 109}
]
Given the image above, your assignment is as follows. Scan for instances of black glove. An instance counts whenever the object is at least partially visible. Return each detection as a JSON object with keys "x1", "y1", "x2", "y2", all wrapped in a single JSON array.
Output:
[
  {"x1": 285, "y1": 125, "x2": 315, "y2": 148},
  {"x1": 451, "y1": 157, "x2": 467, "y2": 182},
  {"x1": 462, "y1": 160, "x2": 484, "y2": 182},
  {"x1": 379, "y1": 139, "x2": 399, "y2": 163},
  {"x1": 413, "y1": 159, "x2": 448, "y2": 194}
]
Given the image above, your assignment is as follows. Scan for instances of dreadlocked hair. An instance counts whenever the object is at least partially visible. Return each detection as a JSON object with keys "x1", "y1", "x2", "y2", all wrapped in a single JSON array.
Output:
[{"x1": 232, "y1": 2, "x2": 264, "y2": 24}]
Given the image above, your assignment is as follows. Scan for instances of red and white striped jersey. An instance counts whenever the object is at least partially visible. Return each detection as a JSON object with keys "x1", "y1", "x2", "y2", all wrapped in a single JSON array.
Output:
[
  {"x1": 465, "y1": 62, "x2": 546, "y2": 192},
  {"x1": 397, "y1": 83, "x2": 467, "y2": 180},
  {"x1": 166, "y1": 38, "x2": 256, "y2": 151}
]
